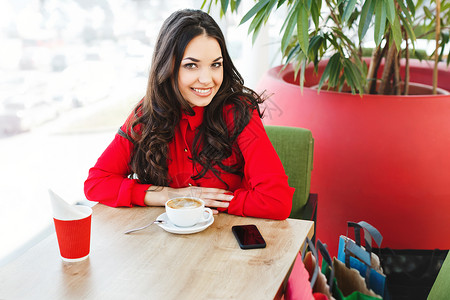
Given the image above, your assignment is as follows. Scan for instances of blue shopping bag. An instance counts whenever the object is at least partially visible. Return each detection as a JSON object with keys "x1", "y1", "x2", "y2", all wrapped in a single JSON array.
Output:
[{"x1": 337, "y1": 221, "x2": 386, "y2": 298}]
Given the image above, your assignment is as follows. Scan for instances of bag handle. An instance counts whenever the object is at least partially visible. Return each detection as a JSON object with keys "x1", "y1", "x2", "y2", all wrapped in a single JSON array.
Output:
[
  {"x1": 302, "y1": 237, "x2": 319, "y2": 288},
  {"x1": 348, "y1": 221, "x2": 383, "y2": 250},
  {"x1": 346, "y1": 221, "x2": 383, "y2": 265},
  {"x1": 345, "y1": 221, "x2": 383, "y2": 289},
  {"x1": 316, "y1": 239, "x2": 334, "y2": 292},
  {"x1": 302, "y1": 238, "x2": 334, "y2": 292}
]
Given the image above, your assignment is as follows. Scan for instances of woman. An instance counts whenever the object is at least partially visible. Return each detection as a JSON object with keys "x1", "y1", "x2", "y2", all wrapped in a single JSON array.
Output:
[{"x1": 84, "y1": 9, "x2": 294, "y2": 220}]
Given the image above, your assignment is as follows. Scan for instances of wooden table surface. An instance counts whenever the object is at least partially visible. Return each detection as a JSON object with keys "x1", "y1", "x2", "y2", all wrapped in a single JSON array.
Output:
[{"x1": 0, "y1": 204, "x2": 314, "y2": 300}]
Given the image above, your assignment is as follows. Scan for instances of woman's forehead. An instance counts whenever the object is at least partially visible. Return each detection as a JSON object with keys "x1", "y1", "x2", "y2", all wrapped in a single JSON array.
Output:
[{"x1": 182, "y1": 35, "x2": 222, "y2": 60}]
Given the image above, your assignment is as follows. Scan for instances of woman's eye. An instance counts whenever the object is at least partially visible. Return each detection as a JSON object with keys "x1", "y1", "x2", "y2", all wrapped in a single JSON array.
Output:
[
  {"x1": 184, "y1": 63, "x2": 197, "y2": 69},
  {"x1": 212, "y1": 62, "x2": 222, "y2": 68}
]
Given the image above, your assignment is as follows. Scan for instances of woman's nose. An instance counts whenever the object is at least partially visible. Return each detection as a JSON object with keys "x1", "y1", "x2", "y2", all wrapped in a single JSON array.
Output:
[{"x1": 198, "y1": 68, "x2": 212, "y2": 84}]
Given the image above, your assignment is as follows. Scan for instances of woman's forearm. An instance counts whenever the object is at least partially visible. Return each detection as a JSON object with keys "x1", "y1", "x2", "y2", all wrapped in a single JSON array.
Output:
[{"x1": 144, "y1": 186, "x2": 170, "y2": 206}]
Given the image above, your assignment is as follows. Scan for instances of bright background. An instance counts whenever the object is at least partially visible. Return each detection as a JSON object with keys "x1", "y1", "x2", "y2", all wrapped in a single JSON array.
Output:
[
  {"x1": 0, "y1": 0, "x2": 287, "y2": 265},
  {"x1": 0, "y1": 0, "x2": 441, "y2": 265}
]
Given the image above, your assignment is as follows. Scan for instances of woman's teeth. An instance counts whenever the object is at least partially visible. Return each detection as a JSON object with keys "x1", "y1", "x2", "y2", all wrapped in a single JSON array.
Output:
[{"x1": 192, "y1": 88, "x2": 211, "y2": 94}]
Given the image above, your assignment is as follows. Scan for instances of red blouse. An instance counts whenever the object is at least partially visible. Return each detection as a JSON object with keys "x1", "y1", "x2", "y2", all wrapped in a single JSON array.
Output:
[{"x1": 84, "y1": 104, "x2": 294, "y2": 220}]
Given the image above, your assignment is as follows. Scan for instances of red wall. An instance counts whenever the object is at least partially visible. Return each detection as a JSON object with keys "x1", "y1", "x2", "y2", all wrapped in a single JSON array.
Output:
[{"x1": 258, "y1": 60, "x2": 450, "y2": 256}]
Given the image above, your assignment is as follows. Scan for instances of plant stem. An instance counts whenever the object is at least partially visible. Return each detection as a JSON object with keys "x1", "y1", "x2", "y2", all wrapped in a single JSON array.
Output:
[
  {"x1": 366, "y1": 45, "x2": 381, "y2": 94},
  {"x1": 324, "y1": 0, "x2": 356, "y2": 57},
  {"x1": 379, "y1": 38, "x2": 398, "y2": 94},
  {"x1": 394, "y1": 47, "x2": 401, "y2": 95},
  {"x1": 404, "y1": 34, "x2": 410, "y2": 95},
  {"x1": 324, "y1": 0, "x2": 342, "y2": 32},
  {"x1": 433, "y1": 0, "x2": 441, "y2": 95}
]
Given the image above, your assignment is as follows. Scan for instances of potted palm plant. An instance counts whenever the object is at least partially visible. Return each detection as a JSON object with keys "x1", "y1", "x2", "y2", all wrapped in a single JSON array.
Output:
[
  {"x1": 204, "y1": 0, "x2": 449, "y2": 94},
  {"x1": 203, "y1": 0, "x2": 450, "y2": 256}
]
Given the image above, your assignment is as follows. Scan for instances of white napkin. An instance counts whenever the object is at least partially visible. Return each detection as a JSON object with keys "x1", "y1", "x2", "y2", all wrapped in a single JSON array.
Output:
[{"x1": 49, "y1": 189, "x2": 88, "y2": 220}]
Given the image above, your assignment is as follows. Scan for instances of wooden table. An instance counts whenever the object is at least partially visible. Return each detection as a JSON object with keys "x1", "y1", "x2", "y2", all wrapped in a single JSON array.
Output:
[{"x1": 0, "y1": 204, "x2": 314, "y2": 299}]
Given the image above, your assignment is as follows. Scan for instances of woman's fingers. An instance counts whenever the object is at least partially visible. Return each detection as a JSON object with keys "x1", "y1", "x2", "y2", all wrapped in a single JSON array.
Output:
[
  {"x1": 202, "y1": 194, "x2": 233, "y2": 209},
  {"x1": 194, "y1": 187, "x2": 234, "y2": 209},
  {"x1": 170, "y1": 186, "x2": 234, "y2": 209},
  {"x1": 198, "y1": 187, "x2": 234, "y2": 201},
  {"x1": 202, "y1": 192, "x2": 234, "y2": 202},
  {"x1": 203, "y1": 199, "x2": 230, "y2": 209}
]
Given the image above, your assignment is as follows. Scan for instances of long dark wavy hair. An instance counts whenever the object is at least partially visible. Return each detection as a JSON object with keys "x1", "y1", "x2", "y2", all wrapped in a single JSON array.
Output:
[{"x1": 127, "y1": 9, "x2": 264, "y2": 187}]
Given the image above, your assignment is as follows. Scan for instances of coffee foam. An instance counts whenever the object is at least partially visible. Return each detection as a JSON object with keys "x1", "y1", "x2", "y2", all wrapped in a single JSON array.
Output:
[{"x1": 167, "y1": 197, "x2": 202, "y2": 209}]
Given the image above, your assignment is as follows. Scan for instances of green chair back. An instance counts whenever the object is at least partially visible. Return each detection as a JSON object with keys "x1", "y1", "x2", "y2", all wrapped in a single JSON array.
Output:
[
  {"x1": 428, "y1": 252, "x2": 450, "y2": 299},
  {"x1": 265, "y1": 125, "x2": 314, "y2": 219}
]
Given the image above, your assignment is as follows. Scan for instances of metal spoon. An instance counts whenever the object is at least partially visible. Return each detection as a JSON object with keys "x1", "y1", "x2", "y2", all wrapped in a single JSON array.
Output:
[{"x1": 124, "y1": 220, "x2": 165, "y2": 234}]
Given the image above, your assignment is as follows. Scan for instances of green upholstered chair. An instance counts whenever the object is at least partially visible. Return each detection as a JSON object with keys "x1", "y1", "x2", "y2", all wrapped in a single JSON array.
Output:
[
  {"x1": 428, "y1": 252, "x2": 450, "y2": 299},
  {"x1": 265, "y1": 125, "x2": 317, "y2": 222}
]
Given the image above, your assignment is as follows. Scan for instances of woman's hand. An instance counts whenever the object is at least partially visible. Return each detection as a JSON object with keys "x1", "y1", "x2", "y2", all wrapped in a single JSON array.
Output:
[
  {"x1": 144, "y1": 186, "x2": 234, "y2": 214},
  {"x1": 194, "y1": 187, "x2": 234, "y2": 214}
]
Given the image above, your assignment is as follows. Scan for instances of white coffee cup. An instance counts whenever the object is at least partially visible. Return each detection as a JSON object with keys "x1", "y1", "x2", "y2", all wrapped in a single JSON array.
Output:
[{"x1": 165, "y1": 197, "x2": 213, "y2": 227}]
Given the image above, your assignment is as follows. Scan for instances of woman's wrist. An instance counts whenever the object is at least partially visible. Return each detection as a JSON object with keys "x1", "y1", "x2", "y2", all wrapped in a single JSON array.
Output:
[{"x1": 144, "y1": 186, "x2": 169, "y2": 207}]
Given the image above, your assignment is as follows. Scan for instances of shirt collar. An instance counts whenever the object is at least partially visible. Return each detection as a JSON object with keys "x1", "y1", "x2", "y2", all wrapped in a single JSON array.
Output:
[{"x1": 182, "y1": 106, "x2": 204, "y2": 130}]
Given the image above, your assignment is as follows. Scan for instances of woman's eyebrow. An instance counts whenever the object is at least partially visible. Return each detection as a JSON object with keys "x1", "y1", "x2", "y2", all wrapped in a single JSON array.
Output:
[
  {"x1": 183, "y1": 57, "x2": 200, "y2": 62},
  {"x1": 182, "y1": 56, "x2": 223, "y2": 62}
]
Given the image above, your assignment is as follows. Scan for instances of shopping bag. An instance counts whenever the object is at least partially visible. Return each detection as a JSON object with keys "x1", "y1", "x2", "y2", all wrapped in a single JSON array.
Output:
[
  {"x1": 284, "y1": 252, "x2": 314, "y2": 300},
  {"x1": 333, "y1": 258, "x2": 381, "y2": 299},
  {"x1": 285, "y1": 238, "x2": 330, "y2": 300},
  {"x1": 305, "y1": 238, "x2": 335, "y2": 299},
  {"x1": 319, "y1": 246, "x2": 382, "y2": 300},
  {"x1": 337, "y1": 221, "x2": 386, "y2": 297}
]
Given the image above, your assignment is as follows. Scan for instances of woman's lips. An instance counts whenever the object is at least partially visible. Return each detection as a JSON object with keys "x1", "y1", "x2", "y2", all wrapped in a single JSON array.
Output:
[{"x1": 191, "y1": 87, "x2": 213, "y2": 97}]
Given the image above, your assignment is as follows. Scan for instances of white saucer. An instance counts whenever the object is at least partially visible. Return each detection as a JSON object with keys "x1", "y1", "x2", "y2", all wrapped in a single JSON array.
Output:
[{"x1": 157, "y1": 212, "x2": 214, "y2": 234}]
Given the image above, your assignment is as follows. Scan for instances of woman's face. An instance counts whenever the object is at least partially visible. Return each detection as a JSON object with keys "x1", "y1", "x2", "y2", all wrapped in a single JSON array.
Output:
[{"x1": 178, "y1": 34, "x2": 223, "y2": 107}]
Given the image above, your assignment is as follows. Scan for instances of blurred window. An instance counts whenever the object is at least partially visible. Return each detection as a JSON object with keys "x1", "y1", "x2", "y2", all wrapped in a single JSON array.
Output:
[{"x1": 0, "y1": 0, "x2": 282, "y2": 266}]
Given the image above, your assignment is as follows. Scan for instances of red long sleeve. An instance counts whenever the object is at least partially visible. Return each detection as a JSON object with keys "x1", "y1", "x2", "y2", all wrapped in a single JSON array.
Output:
[
  {"x1": 84, "y1": 131, "x2": 151, "y2": 207},
  {"x1": 84, "y1": 105, "x2": 294, "y2": 219},
  {"x1": 226, "y1": 109, "x2": 294, "y2": 219}
]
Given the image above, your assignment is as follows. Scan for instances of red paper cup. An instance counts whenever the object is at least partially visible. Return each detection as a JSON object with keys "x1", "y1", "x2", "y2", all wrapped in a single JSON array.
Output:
[{"x1": 53, "y1": 205, "x2": 92, "y2": 262}]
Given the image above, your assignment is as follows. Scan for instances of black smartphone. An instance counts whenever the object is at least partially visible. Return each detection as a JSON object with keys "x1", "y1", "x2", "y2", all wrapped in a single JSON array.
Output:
[{"x1": 232, "y1": 224, "x2": 266, "y2": 250}]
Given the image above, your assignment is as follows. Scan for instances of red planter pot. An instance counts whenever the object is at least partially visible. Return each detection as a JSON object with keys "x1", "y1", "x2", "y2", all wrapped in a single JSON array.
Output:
[{"x1": 258, "y1": 59, "x2": 450, "y2": 256}]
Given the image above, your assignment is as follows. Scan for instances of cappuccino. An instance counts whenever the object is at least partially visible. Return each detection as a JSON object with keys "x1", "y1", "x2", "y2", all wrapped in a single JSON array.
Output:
[
  {"x1": 165, "y1": 197, "x2": 212, "y2": 227},
  {"x1": 167, "y1": 197, "x2": 202, "y2": 209}
]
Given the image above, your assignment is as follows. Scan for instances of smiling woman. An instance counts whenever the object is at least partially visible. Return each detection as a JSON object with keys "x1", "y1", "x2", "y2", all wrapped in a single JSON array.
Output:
[
  {"x1": 84, "y1": 9, "x2": 295, "y2": 220},
  {"x1": 178, "y1": 34, "x2": 224, "y2": 107}
]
